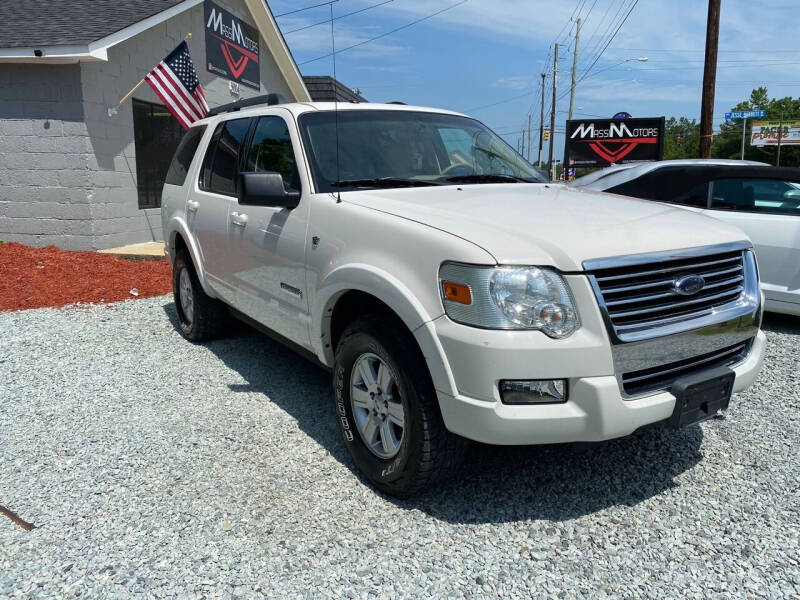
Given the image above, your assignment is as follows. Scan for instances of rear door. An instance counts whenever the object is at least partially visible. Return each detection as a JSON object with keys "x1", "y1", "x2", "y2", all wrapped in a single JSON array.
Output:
[
  {"x1": 705, "y1": 178, "x2": 800, "y2": 307},
  {"x1": 188, "y1": 116, "x2": 252, "y2": 302}
]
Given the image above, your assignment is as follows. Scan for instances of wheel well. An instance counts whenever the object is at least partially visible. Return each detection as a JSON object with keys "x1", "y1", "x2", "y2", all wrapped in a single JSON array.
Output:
[
  {"x1": 329, "y1": 290, "x2": 409, "y2": 355},
  {"x1": 173, "y1": 231, "x2": 187, "y2": 257}
]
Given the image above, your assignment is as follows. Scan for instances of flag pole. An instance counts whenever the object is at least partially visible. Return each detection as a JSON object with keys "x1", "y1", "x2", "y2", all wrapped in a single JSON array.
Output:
[{"x1": 108, "y1": 33, "x2": 192, "y2": 116}]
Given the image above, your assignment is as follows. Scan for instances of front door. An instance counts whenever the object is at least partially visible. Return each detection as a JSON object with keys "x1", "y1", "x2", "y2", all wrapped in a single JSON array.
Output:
[
  {"x1": 705, "y1": 178, "x2": 800, "y2": 308},
  {"x1": 227, "y1": 111, "x2": 312, "y2": 348}
]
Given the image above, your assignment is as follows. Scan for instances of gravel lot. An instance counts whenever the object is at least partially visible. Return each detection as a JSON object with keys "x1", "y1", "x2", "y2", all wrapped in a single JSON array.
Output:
[{"x1": 1, "y1": 296, "x2": 798, "y2": 599}]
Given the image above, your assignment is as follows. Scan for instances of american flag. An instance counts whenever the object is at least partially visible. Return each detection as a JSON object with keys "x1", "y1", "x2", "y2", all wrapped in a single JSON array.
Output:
[{"x1": 145, "y1": 41, "x2": 209, "y2": 130}]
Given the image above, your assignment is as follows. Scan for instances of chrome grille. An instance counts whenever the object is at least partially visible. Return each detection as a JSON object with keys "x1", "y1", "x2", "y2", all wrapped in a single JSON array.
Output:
[
  {"x1": 587, "y1": 249, "x2": 746, "y2": 337},
  {"x1": 621, "y1": 341, "x2": 750, "y2": 396}
]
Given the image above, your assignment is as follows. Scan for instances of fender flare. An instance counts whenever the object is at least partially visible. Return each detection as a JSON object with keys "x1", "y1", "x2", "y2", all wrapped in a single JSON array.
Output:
[
  {"x1": 313, "y1": 264, "x2": 458, "y2": 397},
  {"x1": 165, "y1": 217, "x2": 218, "y2": 299}
]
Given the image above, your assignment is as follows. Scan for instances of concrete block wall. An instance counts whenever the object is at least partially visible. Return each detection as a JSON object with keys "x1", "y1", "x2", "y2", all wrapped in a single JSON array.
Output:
[
  {"x1": 79, "y1": 0, "x2": 295, "y2": 250},
  {"x1": 0, "y1": 0, "x2": 297, "y2": 251},
  {"x1": 0, "y1": 65, "x2": 95, "y2": 250}
]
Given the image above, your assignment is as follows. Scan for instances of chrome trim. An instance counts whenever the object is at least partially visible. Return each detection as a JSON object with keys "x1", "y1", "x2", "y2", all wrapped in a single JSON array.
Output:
[
  {"x1": 583, "y1": 240, "x2": 752, "y2": 271},
  {"x1": 585, "y1": 246, "x2": 759, "y2": 344},
  {"x1": 582, "y1": 243, "x2": 761, "y2": 399}
]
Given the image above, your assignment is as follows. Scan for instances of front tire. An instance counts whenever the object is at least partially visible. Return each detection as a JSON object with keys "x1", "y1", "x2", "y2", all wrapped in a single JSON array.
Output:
[
  {"x1": 333, "y1": 315, "x2": 468, "y2": 497},
  {"x1": 172, "y1": 250, "x2": 228, "y2": 342}
]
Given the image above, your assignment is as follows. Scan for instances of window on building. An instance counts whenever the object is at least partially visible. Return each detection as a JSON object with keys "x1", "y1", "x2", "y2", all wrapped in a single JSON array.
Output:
[
  {"x1": 245, "y1": 116, "x2": 300, "y2": 192},
  {"x1": 200, "y1": 118, "x2": 252, "y2": 196},
  {"x1": 132, "y1": 99, "x2": 185, "y2": 208}
]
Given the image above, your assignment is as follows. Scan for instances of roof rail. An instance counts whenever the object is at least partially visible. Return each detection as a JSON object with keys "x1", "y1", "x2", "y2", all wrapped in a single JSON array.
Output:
[{"x1": 207, "y1": 93, "x2": 285, "y2": 117}]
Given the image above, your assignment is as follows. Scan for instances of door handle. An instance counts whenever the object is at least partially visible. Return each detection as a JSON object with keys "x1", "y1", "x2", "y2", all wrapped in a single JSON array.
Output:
[
  {"x1": 230, "y1": 211, "x2": 249, "y2": 227},
  {"x1": 187, "y1": 200, "x2": 200, "y2": 212}
]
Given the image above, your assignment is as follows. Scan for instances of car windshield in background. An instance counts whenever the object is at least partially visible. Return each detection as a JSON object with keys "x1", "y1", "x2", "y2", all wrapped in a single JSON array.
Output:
[{"x1": 298, "y1": 110, "x2": 547, "y2": 192}]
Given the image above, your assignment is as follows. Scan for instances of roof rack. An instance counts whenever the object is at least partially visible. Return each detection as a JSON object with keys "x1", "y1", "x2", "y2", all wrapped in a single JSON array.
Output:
[{"x1": 207, "y1": 93, "x2": 285, "y2": 117}]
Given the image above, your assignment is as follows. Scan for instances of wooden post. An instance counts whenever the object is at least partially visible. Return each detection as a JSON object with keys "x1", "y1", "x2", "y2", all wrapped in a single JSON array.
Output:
[{"x1": 699, "y1": 0, "x2": 721, "y2": 158}]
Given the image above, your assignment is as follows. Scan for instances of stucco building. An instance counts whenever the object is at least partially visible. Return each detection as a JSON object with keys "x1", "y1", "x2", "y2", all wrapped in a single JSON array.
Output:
[{"x1": 0, "y1": 0, "x2": 311, "y2": 250}]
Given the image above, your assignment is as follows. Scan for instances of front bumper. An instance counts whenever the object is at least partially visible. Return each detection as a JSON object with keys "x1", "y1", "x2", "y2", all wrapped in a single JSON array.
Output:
[{"x1": 435, "y1": 329, "x2": 765, "y2": 445}]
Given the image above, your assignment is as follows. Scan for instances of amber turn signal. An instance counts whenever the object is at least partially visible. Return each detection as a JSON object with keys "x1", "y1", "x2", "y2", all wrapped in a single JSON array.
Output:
[{"x1": 442, "y1": 281, "x2": 472, "y2": 305}]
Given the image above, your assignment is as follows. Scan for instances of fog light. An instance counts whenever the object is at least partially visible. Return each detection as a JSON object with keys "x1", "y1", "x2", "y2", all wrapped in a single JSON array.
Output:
[{"x1": 499, "y1": 379, "x2": 567, "y2": 404}]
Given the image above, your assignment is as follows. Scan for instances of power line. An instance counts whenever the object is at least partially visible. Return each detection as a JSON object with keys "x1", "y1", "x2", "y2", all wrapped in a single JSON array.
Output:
[
  {"x1": 274, "y1": 0, "x2": 338, "y2": 18},
  {"x1": 577, "y1": 0, "x2": 639, "y2": 83},
  {"x1": 297, "y1": 0, "x2": 468, "y2": 66},
  {"x1": 283, "y1": 0, "x2": 395, "y2": 35}
]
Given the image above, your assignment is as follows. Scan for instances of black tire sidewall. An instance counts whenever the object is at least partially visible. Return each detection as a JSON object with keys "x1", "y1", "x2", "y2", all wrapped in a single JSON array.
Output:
[
  {"x1": 172, "y1": 252, "x2": 196, "y2": 338},
  {"x1": 334, "y1": 326, "x2": 427, "y2": 490}
]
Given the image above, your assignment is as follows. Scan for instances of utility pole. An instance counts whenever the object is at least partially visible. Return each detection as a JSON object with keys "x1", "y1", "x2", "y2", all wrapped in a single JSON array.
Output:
[
  {"x1": 699, "y1": 0, "x2": 721, "y2": 158},
  {"x1": 538, "y1": 72, "x2": 546, "y2": 167},
  {"x1": 527, "y1": 113, "x2": 532, "y2": 161},
  {"x1": 548, "y1": 44, "x2": 558, "y2": 180},
  {"x1": 568, "y1": 18, "x2": 581, "y2": 121}
]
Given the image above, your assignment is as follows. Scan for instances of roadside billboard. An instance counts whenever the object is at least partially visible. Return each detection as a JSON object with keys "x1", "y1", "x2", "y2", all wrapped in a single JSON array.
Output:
[
  {"x1": 750, "y1": 121, "x2": 800, "y2": 147},
  {"x1": 564, "y1": 117, "x2": 665, "y2": 167}
]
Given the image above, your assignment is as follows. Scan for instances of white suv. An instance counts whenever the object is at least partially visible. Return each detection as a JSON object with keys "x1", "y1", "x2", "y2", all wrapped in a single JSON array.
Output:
[{"x1": 161, "y1": 100, "x2": 766, "y2": 497}]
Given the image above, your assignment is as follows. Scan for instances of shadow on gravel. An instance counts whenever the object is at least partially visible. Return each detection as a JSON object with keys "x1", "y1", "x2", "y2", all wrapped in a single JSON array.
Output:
[
  {"x1": 761, "y1": 312, "x2": 800, "y2": 335},
  {"x1": 163, "y1": 301, "x2": 704, "y2": 524}
]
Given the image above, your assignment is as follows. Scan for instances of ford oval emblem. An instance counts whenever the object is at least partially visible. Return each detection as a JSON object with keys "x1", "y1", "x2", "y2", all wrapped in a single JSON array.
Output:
[{"x1": 673, "y1": 274, "x2": 705, "y2": 296}]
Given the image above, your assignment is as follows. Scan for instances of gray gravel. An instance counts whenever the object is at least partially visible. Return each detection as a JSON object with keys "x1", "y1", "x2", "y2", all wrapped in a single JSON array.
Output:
[{"x1": 1, "y1": 296, "x2": 798, "y2": 599}]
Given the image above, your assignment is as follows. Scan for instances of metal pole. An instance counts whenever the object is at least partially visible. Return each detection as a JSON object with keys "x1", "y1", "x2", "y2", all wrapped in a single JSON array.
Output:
[
  {"x1": 777, "y1": 112, "x2": 783, "y2": 167},
  {"x1": 548, "y1": 44, "x2": 558, "y2": 180},
  {"x1": 740, "y1": 117, "x2": 746, "y2": 160},
  {"x1": 527, "y1": 113, "x2": 532, "y2": 161},
  {"x1": 538, "y1": 73, "x2": 546, "y2": 167},
  {"x1": 568, "y1": 18, "x2": 581, "y2": 121},
  {"x1": 699, "y1": 0, "x2": 721, "y2": 158}
]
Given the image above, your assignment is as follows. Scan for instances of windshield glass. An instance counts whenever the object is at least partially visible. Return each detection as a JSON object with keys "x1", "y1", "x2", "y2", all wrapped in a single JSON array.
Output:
[{"x1": 298, "y1": 109, "x2": 547, "y2": 192}]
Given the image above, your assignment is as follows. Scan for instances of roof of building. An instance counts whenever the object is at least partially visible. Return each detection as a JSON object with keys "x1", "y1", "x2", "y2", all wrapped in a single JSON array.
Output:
[
  {"x1": 303, "y1": 76, "x2": 367, "y2": 103},
  {"x1": 0, "y1": 0, "x2": 186, "y2": 48}
]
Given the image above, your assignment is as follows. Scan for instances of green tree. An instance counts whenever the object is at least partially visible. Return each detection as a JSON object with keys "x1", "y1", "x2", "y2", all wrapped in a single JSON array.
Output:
[
  {"x1": 663, "y1": 117, "x2": 700, "y2": 160},
  {"x1": 712, "y1": 87, "x2": 800, "y2": 166}
]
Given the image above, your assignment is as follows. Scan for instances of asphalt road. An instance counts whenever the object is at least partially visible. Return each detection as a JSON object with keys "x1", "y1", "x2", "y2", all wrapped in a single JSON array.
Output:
[{"x1": 1, "y1": 297, "x2": 798, "y2": 599}]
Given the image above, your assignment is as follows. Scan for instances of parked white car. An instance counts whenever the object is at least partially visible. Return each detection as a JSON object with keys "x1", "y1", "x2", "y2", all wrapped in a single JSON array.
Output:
[
  {"x1": 161, "y1": 102, "x2": 765, "y2": 496},
  {"x1": 571, "y1": 159, "x2": 800, "y2": 316}
]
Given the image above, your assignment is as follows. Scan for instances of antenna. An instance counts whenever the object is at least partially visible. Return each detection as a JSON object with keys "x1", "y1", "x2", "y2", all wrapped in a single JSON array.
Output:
[{"x1": 330, "y1": 2, "x2": 342, "y2": 203}]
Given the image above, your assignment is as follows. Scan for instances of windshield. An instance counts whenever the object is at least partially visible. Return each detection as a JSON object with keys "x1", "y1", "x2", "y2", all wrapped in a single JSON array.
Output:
[{"x1": 298, "y1": 109, "x2": 547, "y2": 192}]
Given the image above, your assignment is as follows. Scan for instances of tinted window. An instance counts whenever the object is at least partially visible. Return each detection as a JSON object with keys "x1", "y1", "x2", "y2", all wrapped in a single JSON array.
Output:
[
  {"x1": 671, "y1": 182, "x2": 709, "y2": 208},
  {"x1": 165, "y1": 125, "x2": 206, "y2": 186},
  {"x1": 203, "y1": 118, "x2": 251, "y2": 196},
  {"x1": 132, "y1": 99, "x2": 184, "y2": 208},
  {"x1": 711, "y1": 178, "x2": 800, "y2": 215},
  {"x1": 245, "y1": 116, "x2": 300, "y2": 192}
]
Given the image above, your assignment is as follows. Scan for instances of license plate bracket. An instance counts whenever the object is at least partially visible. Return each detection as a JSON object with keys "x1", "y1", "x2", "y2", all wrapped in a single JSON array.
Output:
[{"x1": 669, "y1": 366, "x2": 735, "y2": 429}]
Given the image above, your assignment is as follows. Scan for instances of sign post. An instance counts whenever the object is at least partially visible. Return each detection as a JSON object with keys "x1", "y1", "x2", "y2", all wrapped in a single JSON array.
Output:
[{"x1": 724, "y1": 110, "x2": 766, "y2": 160}]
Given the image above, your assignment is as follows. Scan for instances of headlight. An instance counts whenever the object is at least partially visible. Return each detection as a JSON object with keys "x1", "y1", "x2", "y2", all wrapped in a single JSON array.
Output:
[{"x1": 439, "y1": 263, "x2": 580, "y2": 338}]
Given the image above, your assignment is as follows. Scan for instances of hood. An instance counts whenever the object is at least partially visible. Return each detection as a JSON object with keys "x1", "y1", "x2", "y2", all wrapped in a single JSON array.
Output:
[{"x1": 341, "y1": 183, "x2": 751, "y2": 271}]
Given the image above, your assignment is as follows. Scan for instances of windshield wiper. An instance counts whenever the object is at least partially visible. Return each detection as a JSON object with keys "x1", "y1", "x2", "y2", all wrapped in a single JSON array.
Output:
[
  {"x1": 330, "y1": 177, "x2": 441, "y2": 189},
  {"x1": 443, "y1": 174, "x2": 533, "y2": 184}
]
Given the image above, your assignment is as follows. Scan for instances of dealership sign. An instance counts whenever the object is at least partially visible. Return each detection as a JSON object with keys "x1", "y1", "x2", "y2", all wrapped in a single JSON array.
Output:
[
  {"x1": 204, "y1": 1, "x2": 260, "y2": 90},
  {"x1": 750, "y1": 120, "x2": 800, "y2": 147},
  {"x1": 564, "y1": 117, "x2": 665, "y2": 166}
]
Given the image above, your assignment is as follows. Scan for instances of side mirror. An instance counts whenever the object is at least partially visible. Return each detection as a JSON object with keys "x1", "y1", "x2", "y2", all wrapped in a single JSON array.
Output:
[{"x1": 237, "y1": 171, "x2": 300, "y2": 209}]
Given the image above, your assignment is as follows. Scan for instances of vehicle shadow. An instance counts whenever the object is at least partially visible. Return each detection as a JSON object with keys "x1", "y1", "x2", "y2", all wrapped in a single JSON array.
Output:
[
  {"x1": 761, "y1": 311, "x2": 800, "y2": 335},
  {"x1": 162, "y1": 301, "x2": 704, "y2": 524}
]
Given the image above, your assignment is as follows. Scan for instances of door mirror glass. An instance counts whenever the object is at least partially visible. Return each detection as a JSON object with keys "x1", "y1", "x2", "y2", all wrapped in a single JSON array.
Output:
[{"x1": 238, "y1": 171, "x2": 300, "y2": 208}]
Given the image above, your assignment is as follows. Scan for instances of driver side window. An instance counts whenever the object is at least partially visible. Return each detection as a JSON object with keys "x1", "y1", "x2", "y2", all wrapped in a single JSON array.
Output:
[{"x1": 246, "y1": 116, "x2": 300, "y2": 192}]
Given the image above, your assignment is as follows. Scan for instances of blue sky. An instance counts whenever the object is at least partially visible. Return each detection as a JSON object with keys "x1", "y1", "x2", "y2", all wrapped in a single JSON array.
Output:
[{"x1": 267, "y1": 0, "x2": 799, "y2": 160}]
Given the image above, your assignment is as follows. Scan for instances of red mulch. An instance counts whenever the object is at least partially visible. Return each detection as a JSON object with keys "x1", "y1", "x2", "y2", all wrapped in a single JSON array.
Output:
[{"x1": 0, "y1": 242, "x2": 173, "y2": 311}]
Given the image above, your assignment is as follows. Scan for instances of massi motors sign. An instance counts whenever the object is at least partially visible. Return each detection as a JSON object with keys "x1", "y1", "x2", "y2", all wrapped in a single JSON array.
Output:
[
  {"x1": 564, "y1": 117, "x2": 665, "y2": 167},
  {"x1": 204, "y1": 0, "x2": 260, "y2": 90}
]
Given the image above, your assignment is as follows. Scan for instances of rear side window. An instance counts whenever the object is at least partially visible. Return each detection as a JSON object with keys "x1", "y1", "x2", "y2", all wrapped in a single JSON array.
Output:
[
  {"x1": 165, "y1": 125, "x2": 206, "y2": 186},
  {"x1": 201, "y1": 118, "x2": 251, "y2": 196},
  {"x1": 671, "y1": 182, "x2": 709, "y2": 208}
]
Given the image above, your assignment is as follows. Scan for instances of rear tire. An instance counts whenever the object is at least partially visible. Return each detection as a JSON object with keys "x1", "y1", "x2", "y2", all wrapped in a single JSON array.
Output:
[
  {"x1": 172, "y1": 249, "x2": 228, "y2": 342},
  {"x1": 333, "y1": 314, "x2": 468, "y2": 497}
]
